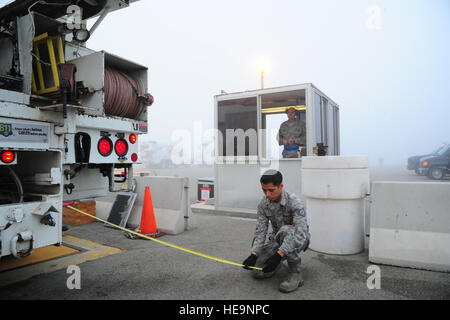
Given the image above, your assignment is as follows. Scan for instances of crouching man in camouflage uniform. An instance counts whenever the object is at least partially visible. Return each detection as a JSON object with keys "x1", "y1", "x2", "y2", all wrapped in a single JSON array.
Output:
[{"x1": 242, "y1": 170, "x2": 310, "y2": 293}]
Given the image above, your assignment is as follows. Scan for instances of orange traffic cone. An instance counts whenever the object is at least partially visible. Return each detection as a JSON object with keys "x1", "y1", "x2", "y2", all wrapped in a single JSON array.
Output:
[{"x1": 139, "y1": 186, "x2": 165, "y2": 238}]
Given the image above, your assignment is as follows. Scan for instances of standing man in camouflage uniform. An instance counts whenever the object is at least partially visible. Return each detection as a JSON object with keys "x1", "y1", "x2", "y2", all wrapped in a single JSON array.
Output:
[
  {"x1": 242, "y1": 170, "x2": 309, "y2": 293},
  {"x1": 278, "y1": 107, "x2": 306, "y2": 158}
]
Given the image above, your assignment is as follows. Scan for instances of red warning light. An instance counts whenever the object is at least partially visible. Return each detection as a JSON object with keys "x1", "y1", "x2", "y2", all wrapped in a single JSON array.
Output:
[
  {"x1": 1, "y1": 150, "x2": 15, "y2": 163},
  {"x1": 115, "y1": 139, "x2": 128, "y2": 156},
  {"x1": 129, "y1": 134, "x2": 137, "y2": 144},
  {"x1": 98, "y1": 138, "x2": 112, "y2": 156}
]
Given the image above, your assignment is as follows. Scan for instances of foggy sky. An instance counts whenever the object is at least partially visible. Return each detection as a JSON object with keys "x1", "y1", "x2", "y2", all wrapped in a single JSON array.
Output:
[{"x1": 49, "y1": 1, "x2": 450, "y2": 165}]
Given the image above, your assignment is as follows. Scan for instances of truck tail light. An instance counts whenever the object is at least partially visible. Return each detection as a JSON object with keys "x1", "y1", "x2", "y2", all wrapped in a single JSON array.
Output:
[
  {"x1": 129, "y1": 133, "x2": 137, "y2": 144},
  {"x1": 1, "y1": 150, "x2": 15, "y2": 163},
  {"x1": 98, "y1": 137, "x2": 113, "y2": 156},
  {"x1": 115, "y1": 139, "x2": 128, "y2": 156},
  {"x1": 131, "y1": 153, "x2": 138, "y2": 162}
]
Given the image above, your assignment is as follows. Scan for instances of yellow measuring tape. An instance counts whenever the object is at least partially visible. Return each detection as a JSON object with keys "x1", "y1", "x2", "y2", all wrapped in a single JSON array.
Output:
[{"x1": 66, "y1": 205, "x2": 262, "y2": 271}]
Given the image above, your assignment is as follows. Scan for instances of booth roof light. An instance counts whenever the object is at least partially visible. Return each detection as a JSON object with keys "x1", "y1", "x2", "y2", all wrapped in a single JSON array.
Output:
[
  {"x1": 262, "y1": 98, "x2": 297, "y2": 105},
  {"x1": 261, "y1": 105, "x2": 306, "y2": 114}
]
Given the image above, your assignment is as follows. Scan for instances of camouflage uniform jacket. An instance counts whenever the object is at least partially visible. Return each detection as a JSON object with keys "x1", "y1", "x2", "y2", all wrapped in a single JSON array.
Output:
[
  {"x1": 251, "y1": 190, "x2": 308, "y2": 256},
  {"x1": 278, "y1": 119, "x2": 306, "y2": 147}
]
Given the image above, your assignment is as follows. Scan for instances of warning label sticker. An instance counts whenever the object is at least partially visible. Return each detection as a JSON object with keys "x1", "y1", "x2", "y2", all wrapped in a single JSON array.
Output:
[{"x1": 0, "y1": 121, "x2": 49, "y2": 145}]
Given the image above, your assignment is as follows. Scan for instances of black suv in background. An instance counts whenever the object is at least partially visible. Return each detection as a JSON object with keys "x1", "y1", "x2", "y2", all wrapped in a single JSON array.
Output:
[
  {"x1": 412, "y1": 143, "x2": 450, "y2": 180},
  {"x1": 407, "y1": 144, "x2": 448, "y2": 175}
]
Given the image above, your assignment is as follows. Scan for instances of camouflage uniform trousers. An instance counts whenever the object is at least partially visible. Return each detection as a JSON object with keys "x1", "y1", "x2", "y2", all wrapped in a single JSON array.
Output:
[{"x1": 251, "y1": 225, "x2": 308, "y2": 278}]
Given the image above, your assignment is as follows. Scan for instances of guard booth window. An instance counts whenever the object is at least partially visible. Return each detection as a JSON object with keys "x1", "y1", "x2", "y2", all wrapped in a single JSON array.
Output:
[
  {"x1": 328, "y1": 103, "x2": 335, "y2": 155},
  {"x1": 314, "y1": 93, "x2": 322, "y2": 144},
  {"x1": 314, "y1": 92, "x2": 328, "y2": 147},
  {"x1": 217, "y1": 97, "x2": 258, "y2": 157},
  {"x1": 260, "y1": 90, "x2": 306, "y2": 159}
]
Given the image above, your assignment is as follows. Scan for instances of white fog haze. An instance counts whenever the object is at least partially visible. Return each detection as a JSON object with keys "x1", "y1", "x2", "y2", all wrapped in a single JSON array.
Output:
[
  {"x1": 2, "y1": 1, "x2": 450, "y2": 297},
  {"x1": 84, "y1": 0, "x2": 450, "y2": 168}
]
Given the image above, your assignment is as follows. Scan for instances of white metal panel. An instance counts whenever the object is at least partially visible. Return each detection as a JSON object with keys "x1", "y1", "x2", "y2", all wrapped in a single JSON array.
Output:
[
  {"x1": 67, "y1": 127, "x2": 139, "y2": 164},
  {"x1": 65, "y1": 42, "x2": 96, "y2": 61},
  {"x1": 215, "y1": 83, "x2": 309, "y2": 101},
  {"x1": 0, "y1": 101, "x2": 63, "y2": 124},
  {"x1": 310, "y1": 83, "x2": 339, "y2": 109},
  {"x1": 0, "y1": 89, "x2": 30, "y2": 105},
  {"x1": 70, "y1": 51, "x2": 104, "y2": 117},
  {"x1": 17, "y1": 14, "x2": 34, "y2": 96},
  {"x1": 257, "y1": 95, "x2": 263, "y2": 159},
  {"x1": 306, "y1": 84, "x2": 315, "y2": 156},
  {"x1": 0, "y1": 198, "x2": 62, "y2": 257},
  {"x1": 63, "y1": 165, "x2": 109, "y2": 201},
  {"x1": 75, "y1": 113, "x2": 140, "y2": 133}
]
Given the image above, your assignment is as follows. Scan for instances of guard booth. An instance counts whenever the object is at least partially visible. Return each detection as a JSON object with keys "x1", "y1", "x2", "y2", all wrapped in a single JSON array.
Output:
[{"x1": 214, "y1": 83, "x2": 340, "y2": 211}]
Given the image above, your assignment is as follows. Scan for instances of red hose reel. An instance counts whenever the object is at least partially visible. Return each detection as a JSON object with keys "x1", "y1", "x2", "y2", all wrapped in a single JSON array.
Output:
[{"x1": 104, "y1": 67, "x2": 153, "y2": 119}]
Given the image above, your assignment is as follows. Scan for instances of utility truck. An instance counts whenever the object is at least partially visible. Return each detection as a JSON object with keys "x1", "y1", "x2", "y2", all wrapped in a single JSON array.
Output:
[{"x1": 0, "y1": 0, "x2": 152, "y2": 258}]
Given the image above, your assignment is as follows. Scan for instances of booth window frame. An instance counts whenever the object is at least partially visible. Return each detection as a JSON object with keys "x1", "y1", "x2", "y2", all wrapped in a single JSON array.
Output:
[{"x1": 214, "y1": 83, "x2": 340, "y2": 164}]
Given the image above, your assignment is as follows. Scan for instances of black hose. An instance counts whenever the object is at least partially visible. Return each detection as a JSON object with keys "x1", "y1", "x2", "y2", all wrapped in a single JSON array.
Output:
[{"x1": 8, "y1": 167, "x2": 23, "y2": 203}]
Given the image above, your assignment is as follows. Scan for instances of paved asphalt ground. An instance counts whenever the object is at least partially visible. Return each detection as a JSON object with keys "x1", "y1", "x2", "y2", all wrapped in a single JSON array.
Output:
[
  {"x1": 1, "y1": 212, "x2": 449, "y2": 300},
  {"x1": 0, "y1": 166, "x2": 449, "y2": 302}
]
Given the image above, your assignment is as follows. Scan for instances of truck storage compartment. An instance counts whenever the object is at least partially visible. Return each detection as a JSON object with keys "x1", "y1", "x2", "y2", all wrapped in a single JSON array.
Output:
[
  {"x1": 13, "y1": 11, "x2": 152, "y2": 121},
  {"x1": 0, "y1": 150, "x2": 61, "y2": 205},
  {"x1": 0, "y1": 149, "x2": 62, "y2": 257},
  {"x1": 68, "y1": 51, "x2": 152, "y2": 121}
]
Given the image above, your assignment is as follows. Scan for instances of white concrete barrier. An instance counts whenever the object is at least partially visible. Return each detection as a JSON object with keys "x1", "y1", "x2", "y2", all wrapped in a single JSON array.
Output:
[
  {"x1": 369, "y1": 181, "x2": 450, "y2": 272},
  {"x1": 96, "y1": 176, "x2": 197, "y2": 235},
  {"x1": 301, "y1": 156, "x2": 370, "y2": 255},
  {"x1": 215, "y1": 160, "x2": 304, "y2": 210}
]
